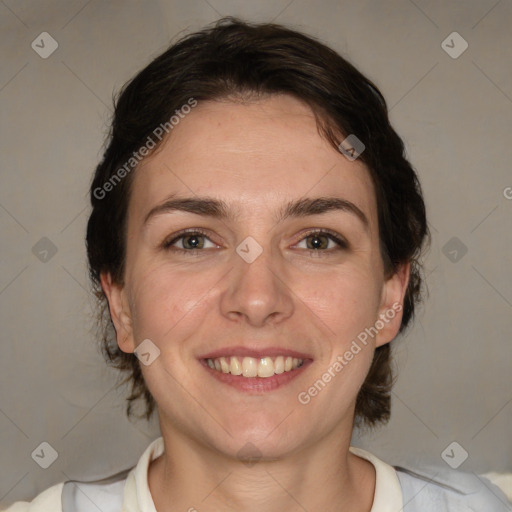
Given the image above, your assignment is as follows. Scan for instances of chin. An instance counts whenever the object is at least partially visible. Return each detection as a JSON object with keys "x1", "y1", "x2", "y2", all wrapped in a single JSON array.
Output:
[{"x1": 213, "y1": 421, "x2": 303, "y2": 460}]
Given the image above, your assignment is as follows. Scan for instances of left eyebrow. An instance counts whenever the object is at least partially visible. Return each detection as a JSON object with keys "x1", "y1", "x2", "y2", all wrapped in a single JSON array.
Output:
[
  {"x1": 277, "y1": 197, "x2": 369, "y2": 232},
  {"x1": 143, "y1": 195, "x2": 369, "y2": 232}
]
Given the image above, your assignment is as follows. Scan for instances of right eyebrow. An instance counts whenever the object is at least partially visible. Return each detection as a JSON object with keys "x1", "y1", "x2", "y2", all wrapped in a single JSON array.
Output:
[{"x1": 143, "y1": 196, "x2": 233, "y2": 226}]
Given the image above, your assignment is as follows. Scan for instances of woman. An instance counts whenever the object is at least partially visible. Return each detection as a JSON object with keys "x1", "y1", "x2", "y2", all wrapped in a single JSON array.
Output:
[{"x1": 5, "y1": 17, "x2": 511, "y2": 512}]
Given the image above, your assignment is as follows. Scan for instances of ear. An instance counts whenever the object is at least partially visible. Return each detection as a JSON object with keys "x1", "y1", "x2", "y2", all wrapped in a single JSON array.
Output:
[
  {"x1": 100, "y1": 271, "x2": 135, "y2": 354},
  {"x1": 375, "y1": 261, "x2": 410, "y2": 348}
]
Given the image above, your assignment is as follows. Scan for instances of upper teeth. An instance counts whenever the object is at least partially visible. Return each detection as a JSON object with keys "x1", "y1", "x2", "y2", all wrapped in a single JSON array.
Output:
[{"x1": 206, "y1": 356, "x2": 304, "y2": 378}]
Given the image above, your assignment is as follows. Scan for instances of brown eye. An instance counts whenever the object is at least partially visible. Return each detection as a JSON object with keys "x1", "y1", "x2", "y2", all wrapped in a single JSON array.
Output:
[
  {"x1": 179, "y1": 234, "x2": 205, "y2": 249},
  {"x1": 305, "y1": 233, "x2": 329, "y2": 250},
  {"x1": 163, "y1": 230, "x2": 217, "y2": 252},
  {"x1": 295, "y1": 230, "x2": 348, "y2": 253}
]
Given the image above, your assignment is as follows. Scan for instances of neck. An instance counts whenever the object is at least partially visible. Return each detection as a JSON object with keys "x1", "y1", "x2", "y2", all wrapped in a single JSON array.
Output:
[{"x1": 148, "y1": 422, "x2": 375, "y2": 512}]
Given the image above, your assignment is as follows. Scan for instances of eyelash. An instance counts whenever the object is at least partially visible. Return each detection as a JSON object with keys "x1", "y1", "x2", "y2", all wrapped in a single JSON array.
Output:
[{"x1": 162, "y1": 228, "x2": 348, "y2": 257}]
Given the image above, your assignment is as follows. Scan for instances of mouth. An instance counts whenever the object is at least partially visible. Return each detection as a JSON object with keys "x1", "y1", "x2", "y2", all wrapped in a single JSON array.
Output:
[{"x1": 198, "y1": 347, "x2": 313, "y2": 393}]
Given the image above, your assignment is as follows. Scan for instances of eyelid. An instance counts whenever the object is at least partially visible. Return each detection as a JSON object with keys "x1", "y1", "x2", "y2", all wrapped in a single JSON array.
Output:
[{"x1": 162, "y1": 227, "x2": 349, "y2": 253}]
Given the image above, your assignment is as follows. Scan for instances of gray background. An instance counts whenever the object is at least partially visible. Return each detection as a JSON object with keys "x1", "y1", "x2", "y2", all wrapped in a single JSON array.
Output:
[{"x1": 1, "y1": 0, "x2": 511, "y2": 505}]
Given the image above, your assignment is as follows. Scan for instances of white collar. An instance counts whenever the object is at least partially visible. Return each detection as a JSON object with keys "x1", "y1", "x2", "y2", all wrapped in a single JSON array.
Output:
[{"x1": 349, "y1": 445, "x2": 404, "y2": 511}]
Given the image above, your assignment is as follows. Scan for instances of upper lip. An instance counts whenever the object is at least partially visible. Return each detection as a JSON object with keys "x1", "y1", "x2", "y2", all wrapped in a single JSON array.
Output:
[{"x1": 199, "y1": 346, "x2": 313, "y2": 361}]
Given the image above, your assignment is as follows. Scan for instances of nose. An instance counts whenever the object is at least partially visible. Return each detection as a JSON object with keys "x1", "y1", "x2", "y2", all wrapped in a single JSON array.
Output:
[{"x1": 220, "y1": 239, "x2": 294, "y2": 327}]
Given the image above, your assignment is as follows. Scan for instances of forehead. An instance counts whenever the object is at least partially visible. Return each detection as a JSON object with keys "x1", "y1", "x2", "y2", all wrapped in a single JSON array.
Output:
[{"x1": 129, "y1": 95, "x2": 378, "y2": 229}]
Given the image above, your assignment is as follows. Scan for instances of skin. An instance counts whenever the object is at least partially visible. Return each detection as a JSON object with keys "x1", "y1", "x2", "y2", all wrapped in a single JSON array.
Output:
[{"x1": 102, "y1": 94, "x2": 410, "y2": 512}]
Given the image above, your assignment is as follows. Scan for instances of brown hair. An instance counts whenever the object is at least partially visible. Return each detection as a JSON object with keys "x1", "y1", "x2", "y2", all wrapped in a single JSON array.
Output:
[{"x1": 86, "y1": 17, "x2": 430, "y2": 429}]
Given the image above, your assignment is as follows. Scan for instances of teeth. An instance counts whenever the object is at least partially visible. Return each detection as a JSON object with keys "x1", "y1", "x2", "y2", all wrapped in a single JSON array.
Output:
[
  {"x1": 257, "y1": 357, "x2": 274, "y2": 378},
  {"x1": 220, "y1": 357, "x2": 230, "y2": 373},
  {"x1": 274, "y1": 356, "x2": 285, "y2": 374},
  {"x1": 230, "y1": 356, "x2": 242, "y2": 375},
  {"x1": 206, "y1": 355, "x2": 304, "y2": 378},
  {"x1": 242, "y1": 357, "x2": 258, "y2": 377}
]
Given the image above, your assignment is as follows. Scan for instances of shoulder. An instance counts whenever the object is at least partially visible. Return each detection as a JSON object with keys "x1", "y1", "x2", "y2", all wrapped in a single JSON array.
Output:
[
  {"x1": 394, "y1": 463, "x2": 512, "y2": 511},
  {"x1": 1, "y1": 482, "x2": 64, "y2": 512},
  {"x1": 60, "y1": 467, "x2": 131, "y2": 512},
  {"x1": 2, "y1": 437, "x2": 162, "y2": 512},
  {"x1": 1, "y1": 467, "x2": 131, "y2": 512}
]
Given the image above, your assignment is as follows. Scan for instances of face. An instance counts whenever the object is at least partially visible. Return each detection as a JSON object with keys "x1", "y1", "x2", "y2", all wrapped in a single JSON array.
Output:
[{"x1": 102, "y1": 94, "x2": 409, "y2": 459}]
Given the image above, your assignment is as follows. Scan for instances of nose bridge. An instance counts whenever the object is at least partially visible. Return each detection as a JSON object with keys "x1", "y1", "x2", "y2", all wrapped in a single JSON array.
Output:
[{"x1": 221, "y1": 234, "x2": 293, "y2": 325}]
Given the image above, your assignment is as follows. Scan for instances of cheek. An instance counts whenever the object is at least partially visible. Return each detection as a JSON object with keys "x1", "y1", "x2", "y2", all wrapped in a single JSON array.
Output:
[
  {"x1": 297, "y1": 263, "x2": 382, "y2": 342},
  {"x1": 297, "y1": 269, "x2": 379, "y2": 407},
  {"x1": 126, "y1": 261, "x2": 216, "y2": 344}
]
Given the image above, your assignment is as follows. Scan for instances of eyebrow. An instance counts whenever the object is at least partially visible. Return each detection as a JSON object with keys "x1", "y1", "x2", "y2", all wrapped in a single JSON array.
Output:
[{"x1": 143, "y1": 195, "x2": 369, "y2": 231}]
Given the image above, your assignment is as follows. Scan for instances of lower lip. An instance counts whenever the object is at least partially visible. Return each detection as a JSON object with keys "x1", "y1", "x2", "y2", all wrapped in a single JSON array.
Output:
[{"x1": 200, "y1": 359, "x2": 313, "y2": 393}]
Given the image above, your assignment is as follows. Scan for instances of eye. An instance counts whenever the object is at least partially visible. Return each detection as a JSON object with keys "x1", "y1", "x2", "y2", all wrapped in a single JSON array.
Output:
[
  {"x1": 294, "y1": 230, "x2": 348, "y2": 253},
  {"x1": 162, "y1": 229, "x2": 218, "y2": 253},
  {"x1": 161, "y1": 228, "x2": 348, "y2": 256}
]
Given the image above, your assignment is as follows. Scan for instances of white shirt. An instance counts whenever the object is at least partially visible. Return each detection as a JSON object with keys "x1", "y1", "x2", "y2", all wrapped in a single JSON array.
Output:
[{"x1": 3, "y1": 436, "x2": 511, "y2": 511}]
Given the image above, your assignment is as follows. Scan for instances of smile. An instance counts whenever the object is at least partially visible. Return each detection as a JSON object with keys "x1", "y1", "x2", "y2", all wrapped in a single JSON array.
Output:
[{"x1": 204, "y1": 355, "x2": 304, "y2": 378}]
